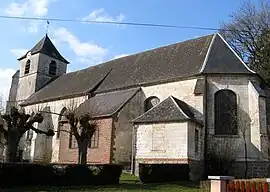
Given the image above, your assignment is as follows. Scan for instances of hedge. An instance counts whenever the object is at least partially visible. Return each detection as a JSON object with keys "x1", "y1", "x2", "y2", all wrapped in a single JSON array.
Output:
[
  {"x1": 139, "y1": 164, "x2": 190, "y2": 183},
  {"x1": 0, "y1": 163, "x2": 123, "y2": 188}
]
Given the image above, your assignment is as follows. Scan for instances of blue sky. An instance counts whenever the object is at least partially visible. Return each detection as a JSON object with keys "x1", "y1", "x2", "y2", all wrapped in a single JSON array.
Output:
[{"x1": 0, "y1": 0, "x2": 260, "y2": 100}]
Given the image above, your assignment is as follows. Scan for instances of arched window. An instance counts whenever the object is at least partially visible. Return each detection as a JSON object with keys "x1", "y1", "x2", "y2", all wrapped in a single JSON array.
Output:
[
  {"x1": 215, "y1": 89, "x2": 238, "y2": 135},
  {"x1": 57, "y1": 107, "x2": 67, "y2": 138},
  {"x1": 144, "y1": 96, "x2": 160, "y2": 112},
  {"x1": 49, "y1": 60, "x2": 57, "y2": 76},
  {"x1": 24, "y1": 60, "x2": 31, "y2": 75}
]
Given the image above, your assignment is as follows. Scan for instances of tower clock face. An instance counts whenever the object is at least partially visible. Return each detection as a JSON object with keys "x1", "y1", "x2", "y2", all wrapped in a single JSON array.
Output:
[{"x1": 26, "y1": 52, "x2": 32, "y2": 59}]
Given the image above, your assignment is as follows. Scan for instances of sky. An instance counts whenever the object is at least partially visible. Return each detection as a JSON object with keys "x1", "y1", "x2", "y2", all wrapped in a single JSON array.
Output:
[{"x1": 0, "y1": 0, "x2": 260, "y2": 102}]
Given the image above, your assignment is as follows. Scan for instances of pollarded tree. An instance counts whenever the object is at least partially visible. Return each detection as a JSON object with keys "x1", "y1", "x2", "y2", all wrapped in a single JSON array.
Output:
[
  {"x1": 65, "y1": 112, "x2": 96, "y2": 164},
  {"x1": 0, "y1": 107, "x2": 55, "y2": 162},
  {"x1": 56, "y1": 100, "x2": 97, "y2": 165}
]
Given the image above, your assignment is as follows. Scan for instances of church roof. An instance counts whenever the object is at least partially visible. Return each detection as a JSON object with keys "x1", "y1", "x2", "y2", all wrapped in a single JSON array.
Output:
[
  {"x1": 76, "y1": 88, "x2": 140, "y2": 118},
  {"x1": 21, "y1": 33, "x2": 255, "y2": 106},
  {"x1": 18, "y1": 34, "x2": 69, "y2": 63},
  {"x1": 132, "y1": 96, "x2": 202, "y2": 124},
  {"x1": 22, "y1": 64, "x2": 113, "y2": 105}
]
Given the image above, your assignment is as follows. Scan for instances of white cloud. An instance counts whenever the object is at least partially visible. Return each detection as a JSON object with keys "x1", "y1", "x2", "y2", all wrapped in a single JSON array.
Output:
[
  {"x1": 10, "y1": 49, "x2": 28, "y2": 58},
  {"x1": 113, "y1": 54, "x2": 129, "y2": 60},
  {"x1": 51, "y1": 27, "x2": 108, "y2": 64},
  {"x1": 6, "y1": 0, "x2": 53, "y2": 17},
  {"x1": 5, "y1": 0, "x2": 55, "y2": 33},
  {"x1": 0, "y1": 68, "x2": 16, "y2": 102},
  {"x1": 82, "y1": 8, "x2": 125, "y2": 23}
]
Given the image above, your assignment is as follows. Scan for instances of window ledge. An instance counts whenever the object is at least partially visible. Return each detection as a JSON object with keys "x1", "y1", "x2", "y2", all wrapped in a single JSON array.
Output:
[
  {"x1": 213, "y1": 134, "x2": 240, "y2": 138},
  {"x1": 151, "y1": 150, "x2": 166, "y2": 152}
]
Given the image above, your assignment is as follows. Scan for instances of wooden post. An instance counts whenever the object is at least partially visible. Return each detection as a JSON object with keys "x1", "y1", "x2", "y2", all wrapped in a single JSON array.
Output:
[{"x1": 208, "y1": 176, "x2": 234, "y2": 192}]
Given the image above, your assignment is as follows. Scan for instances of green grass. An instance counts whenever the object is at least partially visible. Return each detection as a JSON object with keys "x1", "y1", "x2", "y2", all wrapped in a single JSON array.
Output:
[{"x1": 2, "y1": 173, "x2": 199, "y2": 192}]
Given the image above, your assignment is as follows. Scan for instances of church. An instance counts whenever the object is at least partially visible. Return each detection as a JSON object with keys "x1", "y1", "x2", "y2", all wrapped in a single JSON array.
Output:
[{"x1": 3, "y1": 32, "x2": 270, "y2": 180}]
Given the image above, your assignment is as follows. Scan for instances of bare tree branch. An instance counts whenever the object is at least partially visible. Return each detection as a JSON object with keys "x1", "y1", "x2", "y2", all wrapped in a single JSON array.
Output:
[{"x1": 221, "y1": 0, "x2": 270, "y2": 82}]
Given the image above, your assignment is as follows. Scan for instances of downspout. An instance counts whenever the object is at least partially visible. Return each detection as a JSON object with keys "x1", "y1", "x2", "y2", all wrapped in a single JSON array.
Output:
[
  {"x1": 203, "y1": 75, "x2": 208, "y2": 180},
  {"x1": 131, "y1": 124, "x2": 135, "y2": 174}
]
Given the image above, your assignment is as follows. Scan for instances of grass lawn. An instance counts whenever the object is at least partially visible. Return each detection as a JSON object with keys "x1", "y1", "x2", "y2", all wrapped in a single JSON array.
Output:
[{"x1": 2, "y1": 173, "x2": 199, "y2": 192}]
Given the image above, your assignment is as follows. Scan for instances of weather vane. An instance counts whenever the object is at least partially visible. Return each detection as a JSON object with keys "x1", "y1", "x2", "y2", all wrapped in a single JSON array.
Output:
[{"x1": 46, "y1": 20, "x2": 50, "y2": 35}]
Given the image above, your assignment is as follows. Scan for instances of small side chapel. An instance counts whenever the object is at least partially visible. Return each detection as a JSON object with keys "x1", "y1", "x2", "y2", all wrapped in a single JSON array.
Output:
[{"x1": 2, "y1": 32, "x2": 270, "y2": 180}]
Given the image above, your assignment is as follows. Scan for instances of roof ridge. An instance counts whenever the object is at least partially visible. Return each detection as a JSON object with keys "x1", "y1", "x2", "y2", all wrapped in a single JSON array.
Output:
[
  {"x1": 131, "y1": 97, "x2": 166, "y2": 122},
  {"x1": 216, "y1": 33, "x2": 256, "y2": 74},
  {"x1": 199, "y1": 33, "x2": 217, "y2": 73},
  {"x1": 170, "y1": 96, "x2": 191, "y2": 119}
]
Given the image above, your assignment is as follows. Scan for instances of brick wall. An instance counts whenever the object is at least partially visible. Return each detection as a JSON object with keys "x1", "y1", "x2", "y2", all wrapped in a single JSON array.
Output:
[{"x1": 58, "y1": 118, "x2": 113, "y2": 164}]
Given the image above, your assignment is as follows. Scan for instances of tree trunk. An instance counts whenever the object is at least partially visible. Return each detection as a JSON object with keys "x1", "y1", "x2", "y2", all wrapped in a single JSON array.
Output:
[
  {"x1": 7, "y1": 134, "x2": 20, "y2": 163},
  {"x1": 78, "y1": 139, "x2": 89, "y2": 164}
]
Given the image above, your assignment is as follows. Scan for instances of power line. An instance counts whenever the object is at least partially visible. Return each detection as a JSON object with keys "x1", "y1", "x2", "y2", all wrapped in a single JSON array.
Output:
[{"x1": 0, "y1": 15, "x2": 227, "y2": 31}]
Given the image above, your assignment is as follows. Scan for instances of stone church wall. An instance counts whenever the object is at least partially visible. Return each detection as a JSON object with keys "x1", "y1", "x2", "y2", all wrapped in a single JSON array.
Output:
[
  {"x1": 141, "y1": 78, "x2": 204, "y2": 120},
  {"x1": 113, "y1": 90, "x2": 144, "y2": 168},
  {"x1": 135, "y1": 122, "x2": 189, "y2": 163},
  {"x1": 207, "y1": 75, "x2": 269, "y2": 177},
  {"x1": 16, "y1": 54, "x2": 40, "y2": 102},
  {"x1": 24, "y1": 96, "x2": 88, "y2": 162}
]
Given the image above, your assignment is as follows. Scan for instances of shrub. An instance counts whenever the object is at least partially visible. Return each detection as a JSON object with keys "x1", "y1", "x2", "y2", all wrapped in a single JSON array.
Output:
[
  {"x1": 65, "y1": 164, "x2": 94, "y2": 186},
  {"x1": 139, "y1": 164, "x2": 190, "y2": 183},
  {"x1": 95, "y1": 164, "x2": 123, "y2": 185},
  {"x1": 0, "y1": 163, "x2": 123, "y2": 188}
]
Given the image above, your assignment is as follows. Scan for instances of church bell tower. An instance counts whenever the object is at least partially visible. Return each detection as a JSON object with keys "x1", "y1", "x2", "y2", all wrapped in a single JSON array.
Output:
[{"x1": 15, "y1": 34, "x2": 69, "y2": 105}]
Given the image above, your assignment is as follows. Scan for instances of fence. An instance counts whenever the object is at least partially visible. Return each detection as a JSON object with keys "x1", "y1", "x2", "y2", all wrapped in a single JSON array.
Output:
[
  {"x1": 208, "y1": 176, "x2": 270, "y2": 192},
  {"x1": 227, "y1": 181, "x2": 269, "y2": 192}
]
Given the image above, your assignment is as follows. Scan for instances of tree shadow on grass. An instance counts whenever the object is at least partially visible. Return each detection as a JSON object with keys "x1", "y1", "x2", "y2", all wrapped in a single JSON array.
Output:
[{"x1": 1, "y1": 182, "x2": 199, "y2": 192}]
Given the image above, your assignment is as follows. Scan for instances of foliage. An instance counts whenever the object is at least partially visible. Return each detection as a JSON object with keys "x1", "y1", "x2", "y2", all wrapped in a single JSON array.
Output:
[
  {"x1": 221, "y1": 0, "x2": 270, "y2": 82},
  {"x1": 139, "y1": 164, "x2": 190, "y2": 183},
  {"x1": 0, "y1": 163, "x2": 123, "y2": 188}
]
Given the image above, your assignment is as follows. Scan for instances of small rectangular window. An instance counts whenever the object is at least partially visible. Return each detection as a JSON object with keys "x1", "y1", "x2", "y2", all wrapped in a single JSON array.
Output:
[
  {"x1": 195, "y1": 129, "x2": 199, "y2": 154},
  {"x1": 68, "y1": 128, "x2": 99, "y2": 149}
]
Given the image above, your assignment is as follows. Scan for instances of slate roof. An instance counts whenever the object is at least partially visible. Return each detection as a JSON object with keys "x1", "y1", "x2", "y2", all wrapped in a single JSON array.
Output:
[
  {"x1": 201, "y1": 34, "x2": 254, "y2": 74},
  {"x1": 22, "y1": 65, "x2": 113, "y2": 105},
  {"x1": 18, "y1": 34, "x2": 69, "y2": 63},
  {"x1": 76, "y1": 88, "x2": 140, "y2": 118},
  {"x1": 22, "y1": 33, "x2": 256, "y2": 106},
  {"x1": 132, "y1": 96, "x2": 202, "y2": 125}
]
